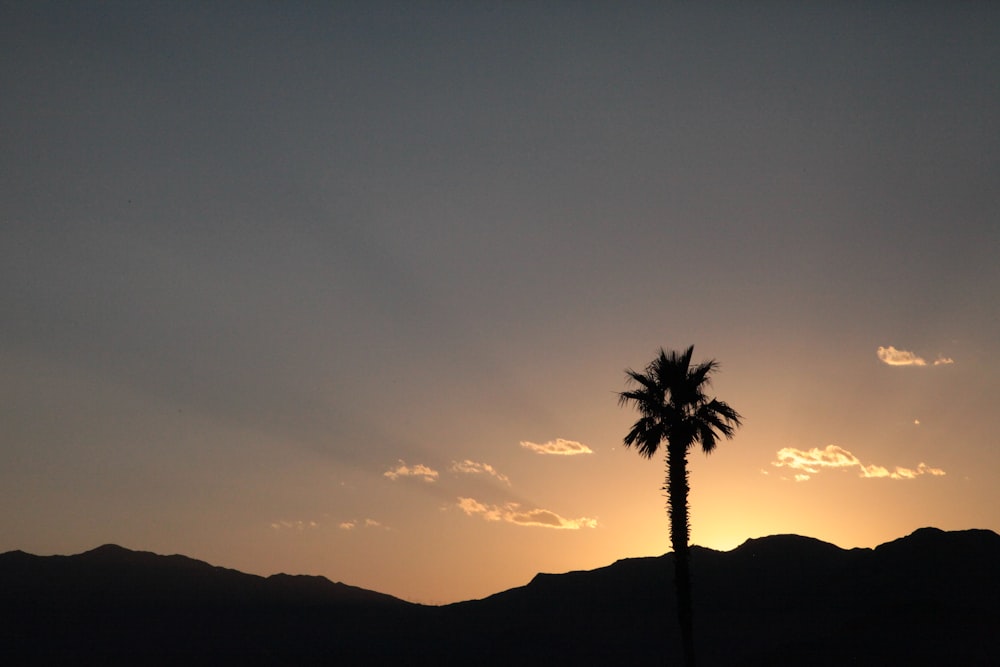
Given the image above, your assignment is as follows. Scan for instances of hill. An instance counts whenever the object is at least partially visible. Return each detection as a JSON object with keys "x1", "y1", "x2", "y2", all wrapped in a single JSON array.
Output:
[{"x1": 2, "y1": 528, "x2": 998, "y2": 665}]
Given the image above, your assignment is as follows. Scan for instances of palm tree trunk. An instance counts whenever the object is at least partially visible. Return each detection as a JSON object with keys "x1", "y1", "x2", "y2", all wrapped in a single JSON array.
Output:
[{"x1": 667, "y1": 444, "x2": 695, "y2": 667}]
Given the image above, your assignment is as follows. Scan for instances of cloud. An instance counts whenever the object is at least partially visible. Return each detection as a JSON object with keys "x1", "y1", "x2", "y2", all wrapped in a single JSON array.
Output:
[
  {"x1": 858, "y1": 461, "x2": 946, "y2": 480},
  {"x1": 270, "y1": 520, "x2": 319, "y2": 530},
  {"x1": 456, "y1": 497, "x2": 597, "y2": 529},
  {"x1": 877, "y1": 346, "x2": 926, "y2": 366},
  {"x1": 771, "y1": 445, "x2": 945, "y2": 481},
  {"x1": 520, "y1": 438, "x2": 593, "y2": 456},
  {"x1": 877, "y1": 346, "x2": 954, "y2": 367},
  {"x1": 449, "y1": 459, "x2": 511, "y2": 485},
  {"x1": 384, "y1": 460, "x2": 439, "y2": 482},
  {"x1": 339, "y1": 518, "x2": 384, "y2": 530}
]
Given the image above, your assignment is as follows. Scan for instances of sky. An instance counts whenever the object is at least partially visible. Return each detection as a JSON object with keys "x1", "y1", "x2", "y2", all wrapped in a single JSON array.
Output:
[{"x1": 2, "y1": 2, "x2": 998, "y2": 604}]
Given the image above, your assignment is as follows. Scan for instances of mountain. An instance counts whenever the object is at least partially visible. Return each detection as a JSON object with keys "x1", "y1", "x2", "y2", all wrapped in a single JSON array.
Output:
[
  {"x1": 0, "y1": 544, "x2": 419, "y2": 665},
  {"x1": 2, "y1": 528, "x2": 998, "y2": 665}
]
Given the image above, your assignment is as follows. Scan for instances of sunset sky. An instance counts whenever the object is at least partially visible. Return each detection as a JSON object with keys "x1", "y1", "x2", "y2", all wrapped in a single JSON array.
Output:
[{"x1": 3, "y1": 2, "x2": 998, "y2": 604}]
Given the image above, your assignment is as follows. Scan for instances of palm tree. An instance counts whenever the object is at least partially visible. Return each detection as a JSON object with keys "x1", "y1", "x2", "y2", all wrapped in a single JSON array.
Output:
[{"x1": 618, "y1": 346, "x2": 742, "y2": 667}]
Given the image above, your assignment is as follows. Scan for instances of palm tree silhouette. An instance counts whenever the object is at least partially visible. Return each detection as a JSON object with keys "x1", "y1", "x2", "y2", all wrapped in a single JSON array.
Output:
[{"x1": 618, "y1": 346, "x2": 742, "y2": 667}]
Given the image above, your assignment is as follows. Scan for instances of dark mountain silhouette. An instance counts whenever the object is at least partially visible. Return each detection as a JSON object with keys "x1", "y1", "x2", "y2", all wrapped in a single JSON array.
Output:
[{"x1": 2, "y1": 528, "x2": 998, "y2": 665}]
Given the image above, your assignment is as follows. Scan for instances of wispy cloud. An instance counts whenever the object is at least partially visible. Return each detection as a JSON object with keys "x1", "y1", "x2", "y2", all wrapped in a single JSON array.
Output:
[
  {"x1": 270, "y1": 520, "x2": 319, "y2": 530},
  {"x1": 384, "y1": 460, "x2": 439, "y2": 482},
  {"x1": 877, "y1": 345, "x2": 926, "y2": 366},
  {"x1": 520, "y1": 438, "x2": 593, "y2": 456},
  {"x1": 457, "y1": 497, "x2": 597, "y2": 529},
  {"x1": 858, "y1": 462, "x2": 946, "y2": 479},
  {"x1": 877, "y1": 346, "x2": 954, "y2": 367},
  {"x1": 339, "y1": 518, "x2": 384, "y2": 530},
  {"x1": 450, "y1": 459, "x2": 511, "y2": 485},
  {"x1": 772, "y1": 445, "x2": 946, "y2": 481}
]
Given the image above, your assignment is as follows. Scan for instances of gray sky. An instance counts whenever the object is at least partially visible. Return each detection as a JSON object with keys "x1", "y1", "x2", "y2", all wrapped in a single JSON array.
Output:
[{"x1": 3, "y1": 2, "x2": 998, "y2": 603}]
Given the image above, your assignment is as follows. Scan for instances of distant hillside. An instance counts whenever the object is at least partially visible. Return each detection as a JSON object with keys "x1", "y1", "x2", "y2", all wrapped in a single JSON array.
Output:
[
  {"x1": 0, "y1": 543, "x2": 418, "y2": 665},
  {"x1": 2, "y1": 528, "x2": 998, "y2": 665}
]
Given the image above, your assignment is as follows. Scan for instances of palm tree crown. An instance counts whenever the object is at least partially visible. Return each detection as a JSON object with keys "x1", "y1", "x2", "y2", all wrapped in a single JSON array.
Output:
[{"x1": 618, "y1": 345, "x2": 741, "y2": 459}]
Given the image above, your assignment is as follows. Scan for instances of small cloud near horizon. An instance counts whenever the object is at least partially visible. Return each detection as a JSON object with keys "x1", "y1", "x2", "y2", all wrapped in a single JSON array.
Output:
[
  {"x1": 450, "y1": 459, "x2": 511, "y2": 485},
  {"x1": 384, "y1": 460, "x2": 439, "y2": 482},
  {"x1": 877, "y1": 345, "x2": 954, "y2": 367},
  {"x1": 270, "y1": 520, "x2": 319, "y2": 530},
  {"x1": 771, "y1": 445, "x2": 945, "y2": 481},
  {"x1": 339, "y1": 518, "x2": 385, "y2": 530},
  {"x1": 457, "y1": 497, "x2": 597, "y2": 529},
  {"x1": 520, "y1": 438, "x2": 593, "y2": 456}
]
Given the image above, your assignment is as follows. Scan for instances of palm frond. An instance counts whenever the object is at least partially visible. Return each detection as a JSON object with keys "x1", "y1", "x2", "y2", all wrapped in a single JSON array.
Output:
[
  {"x1": 623, "y1": 416, "x2": 664, "y2": 458},
  {"x1": 687, "y1": 359, "x2": 719, "y2": 388},
  {"x1": 696, "y1": 421, "x2": 718, "y2": 454}
]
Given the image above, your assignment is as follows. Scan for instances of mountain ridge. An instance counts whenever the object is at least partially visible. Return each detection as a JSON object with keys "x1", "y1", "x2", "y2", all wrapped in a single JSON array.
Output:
[{"x1": 2, "y1": 527, "x2": 998, "y2": 665}]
